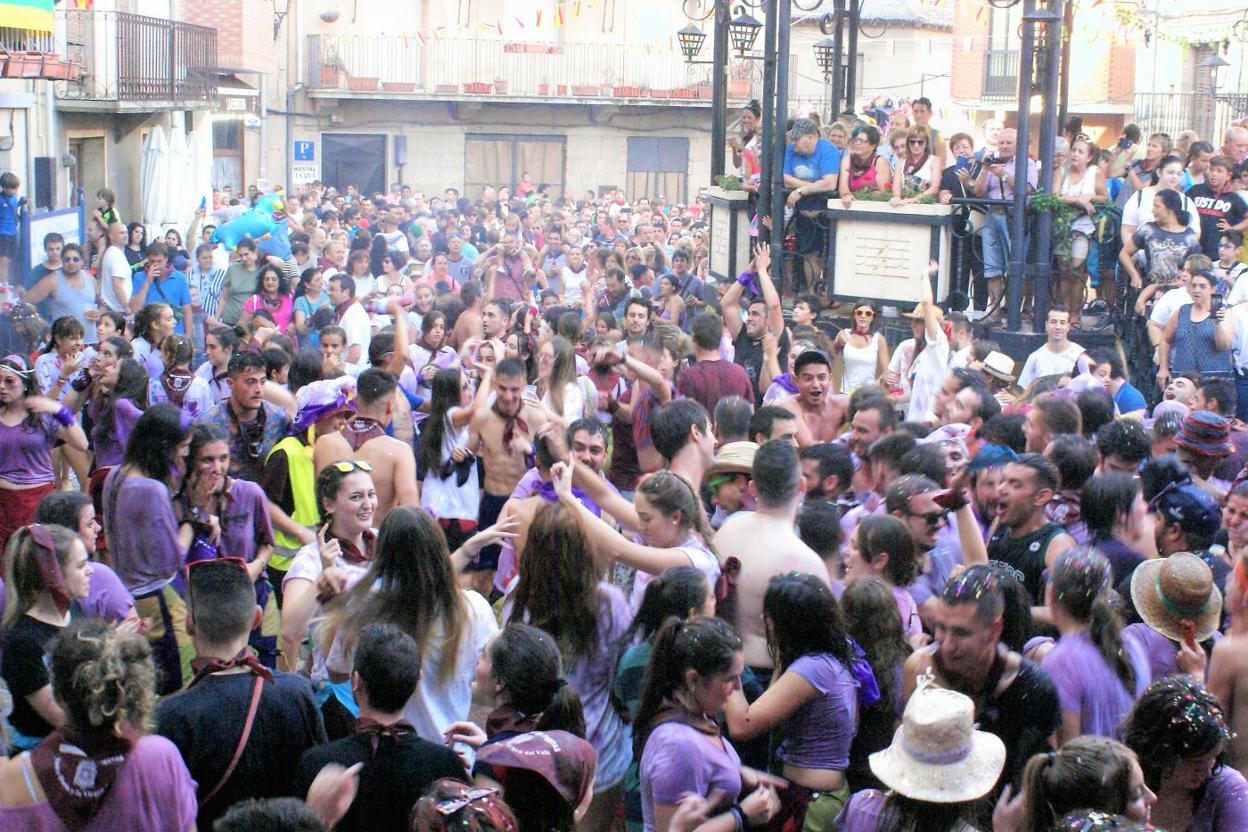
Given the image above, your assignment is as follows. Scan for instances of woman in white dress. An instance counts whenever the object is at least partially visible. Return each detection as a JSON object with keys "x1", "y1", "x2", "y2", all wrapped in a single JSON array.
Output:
[
  {"x1": 536, "y1": 336, "x2": 595, "y2": 422},
  {"x1": 832, "y1": 300, "x2": 891, "y2": 393},
  {"x1": 418, "y1": 364, "x2": 490, "y2": 553}
]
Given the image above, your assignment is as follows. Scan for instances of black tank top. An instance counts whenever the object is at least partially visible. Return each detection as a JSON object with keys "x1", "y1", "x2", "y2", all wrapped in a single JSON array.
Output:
[{"x1": 988, "y1": 521, "x2": 1066, "y2": 604}]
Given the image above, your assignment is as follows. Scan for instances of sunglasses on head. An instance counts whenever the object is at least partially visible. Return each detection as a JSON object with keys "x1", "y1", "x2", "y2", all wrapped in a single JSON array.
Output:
[
  {"x1": 434, "y1": 787, "x2": 499, "y2": 816},
  {"x1": 332, "y1": 460, "x2": 374, "y2": 474}
]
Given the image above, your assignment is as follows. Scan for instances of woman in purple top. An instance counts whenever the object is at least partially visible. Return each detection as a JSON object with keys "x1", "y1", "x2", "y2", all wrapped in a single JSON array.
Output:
[
  {"x1": 1040, "y1": 548, "x2": 1149, "y2": 743},
  {"x1": 1124, "y1": 675, "x2": 1248, "y2": 832},
  {"x1": 102, "y1": 403, "x2": 197, "y2": 695},
  {"x1": 176, "y1": 422, "x2": 278, "y2": 665},
  {"x1": 86, "y1": 358, "x2": 148, "y2": 471},
  {"x1": 636, "y1": 617, "x2": 782, "y2": 832},
  {"x1": 130, "y1": 302, "x2": 174, "y2": 379},
  {"x1": 0, "y1": 355, "x2": 88, "y2": 555},
  {"x1": 724, "y1": 572, "x2": 863, "y2": 829},
  {"x1": 506, "y1": 502, "x2": 633, "y2": 829},
  {"x1": 1009, "y1": 737, "x2": 1156, "y2": 831},
  {"x1": 1082, "y1": 472, "x2": 1151, "y2": 587},
  {"x1": 33, "y1": 490, "x2": 137, "y2": 625},
  {"x1": 0, "y1": 619, "x2": 198, "y2": 831},
  {"x1": 843, "y1": 515, "x2": 922, "y2": 642}
]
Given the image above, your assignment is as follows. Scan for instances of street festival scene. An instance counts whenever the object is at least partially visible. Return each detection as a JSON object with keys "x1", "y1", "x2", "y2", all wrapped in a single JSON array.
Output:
[{"x1": 4, "y1": 0, "x2": 1248, "y2": 829}]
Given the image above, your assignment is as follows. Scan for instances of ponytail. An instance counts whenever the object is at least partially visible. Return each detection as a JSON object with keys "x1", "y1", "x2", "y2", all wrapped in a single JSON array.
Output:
[
  {"x1": 488, "y1": 623, "x2": 587, "y2": 738},
  {"x1": 1021, "y1": 751, "x2": 1060, "y2": 832},
  {"x1": 1049, "y1": 547, "x2": 1134, "y2": 692},
  {"x1": 1020, "y1": 737, "x2": 1137, "y2": 829},
  {"x1": 534, "y1": 678, "x2": 587, "y2": 739},
  {"x1": 1089, "y1": 595, "x2": 1135, "y2": 694}
]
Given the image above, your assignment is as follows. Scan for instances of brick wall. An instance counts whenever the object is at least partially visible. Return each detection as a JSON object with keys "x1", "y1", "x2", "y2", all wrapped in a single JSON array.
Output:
[
  {"x1": 177, "y1": 0, "x2": 276, "y2": 74},
  {"x1": 950, "y1": 0, "x2": 988, "y2": 100}
]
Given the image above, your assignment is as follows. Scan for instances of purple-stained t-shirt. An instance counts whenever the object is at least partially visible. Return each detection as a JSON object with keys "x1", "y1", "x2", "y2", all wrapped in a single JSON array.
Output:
[
  {"x1": 88, "y1": 397, "x2": 144, "y2": 469},
  {"x1": 217, "y1": 477, "x2": 275, "y2": 562},
  {"x1": 1191, "y1": 765, "x2": 1248, "y2": 832},
  {"x1": 0, "y1": 734, "x2": 198, "y2": 831},
  {"x1": 565, "y1": 583, "x2": 633, "y2": 791},
  {"x1": 81, "y1": 562, "x2": 135, "y2": 622},
  {"x1": 1124, "y1": 622, "x2": 1223, "y2": 688},
  {"x1": 0, "y1": 414, "x2": 56, "y2": 485},
  {"x1": 908, "y1": 538, "x2": 961, "y2": 608},
  {"x1": 102, "y1": 468, "x2": 186, "y2": 596},
  {"x1": 1040, "y1": 629, "x2": 1149, "y2": 739},
  {"x1": 892, "y1": 585, "x2": 922, "y2": 641},
  {"x1": 835, "y1": 789, "x2": 977, "y2": 832},
  {"x1": 641, "y1": 722, "x2": 741, "y2": 832},
  {"x1": 778, "y1": 652, "x2": 858, "y2": 770}
]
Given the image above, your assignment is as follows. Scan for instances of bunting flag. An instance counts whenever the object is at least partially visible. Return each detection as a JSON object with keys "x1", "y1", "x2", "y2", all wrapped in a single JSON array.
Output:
[{"x1": 0, "y1": 0, "x2": 54, "y2": 33}]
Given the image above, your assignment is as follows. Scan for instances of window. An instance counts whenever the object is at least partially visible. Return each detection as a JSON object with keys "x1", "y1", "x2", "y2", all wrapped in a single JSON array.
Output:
[
  {"x1": 464, "y1": 135, "x2": 566, "y2": 202},
  {"x1": 626, "y1": 137, "x2": 689, "y2": 203},
  {"x1": 212, "y1": 118, "x2": 244, "y2": 192}
]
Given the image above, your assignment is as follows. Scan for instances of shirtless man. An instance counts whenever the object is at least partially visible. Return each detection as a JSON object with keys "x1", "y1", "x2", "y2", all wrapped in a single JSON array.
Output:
[
  {"x1": 1207, "y1": 553, "x2": 1248, "y2": 778},
  {"x1": 481, "y1": 298, "x2": 510, "y2": 342},
  {"x1": 469, "y1": 357, "x2": 551, "y2": 593},
  {"x1": 775, "y1": 350, "x2": 849, "y2": 446},
  {"x1": 313, "y1": 368, "x2": 420, "y2": 523},
  {"x1": 451, "y1": 283, "x2": 483, "y2": 349}
]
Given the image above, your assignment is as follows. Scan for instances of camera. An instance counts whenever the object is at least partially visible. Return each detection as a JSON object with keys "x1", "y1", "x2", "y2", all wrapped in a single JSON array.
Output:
[{"x1": 981, "y1": 156, "x2": 1007, "y2": 166}]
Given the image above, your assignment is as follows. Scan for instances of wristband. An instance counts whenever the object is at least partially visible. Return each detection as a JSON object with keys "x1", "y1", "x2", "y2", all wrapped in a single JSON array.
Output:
[
  {"x1": 53, "y1": 406, "x2": 75, "y2": 428},
  {"x1": 729, "y1": 806, "x2": 745, "y2": 832}
]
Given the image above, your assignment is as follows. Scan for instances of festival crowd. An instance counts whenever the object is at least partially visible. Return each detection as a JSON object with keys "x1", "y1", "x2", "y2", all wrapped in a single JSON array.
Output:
[{"x1": 1, "y1": 102, "x2": 1248, "y2": 832}]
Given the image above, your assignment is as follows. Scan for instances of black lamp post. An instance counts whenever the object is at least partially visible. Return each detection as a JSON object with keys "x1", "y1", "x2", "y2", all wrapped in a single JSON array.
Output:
[
  {"x1": 677, "y1": 25, "x2": 708, "y2": 62},
  {"x1": 728, "y1": 10, "x2": 763, "y2": 54}
]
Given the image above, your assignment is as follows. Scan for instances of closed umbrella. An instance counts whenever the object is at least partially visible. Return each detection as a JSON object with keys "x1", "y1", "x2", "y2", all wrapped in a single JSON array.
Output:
[
  {"x1": 164, "y1": 125, "x2": 192, "y2": 228},
  {"x1": 140, "y1": 125, "x2": 168, "y2": 230}
]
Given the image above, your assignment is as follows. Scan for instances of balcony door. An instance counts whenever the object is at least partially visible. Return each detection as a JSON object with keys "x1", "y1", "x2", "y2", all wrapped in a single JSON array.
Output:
[
  {"x1": 464, "y1": 135, "x2": 566, "y2": 202},
  {"x1": 322, "y1": 134, "x2": 387, "y2": 197},
  {"x1": 626, "y1": 137, "x2": 689, "y2": 203}
]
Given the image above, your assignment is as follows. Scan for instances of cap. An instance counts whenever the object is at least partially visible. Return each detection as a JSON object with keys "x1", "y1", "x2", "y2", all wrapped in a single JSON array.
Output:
[{"x1": 788, "y1": 117, "x2": 820, "y2": 140}]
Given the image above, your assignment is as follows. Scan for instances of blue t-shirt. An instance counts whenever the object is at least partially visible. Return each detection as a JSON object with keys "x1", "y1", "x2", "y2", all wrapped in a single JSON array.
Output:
[
  {"x1": 1113, "y1": 380, "x2": 1147, "y2": 415},
  {"x1": 784, "y1": 139, "x2": 842, "y2": 210},
  {"x1": 132, "y1": 269, "x2": 193, "y2": 334},
  {"x1": 0, "y1": 192, "x2": 20, "y2": 236}
]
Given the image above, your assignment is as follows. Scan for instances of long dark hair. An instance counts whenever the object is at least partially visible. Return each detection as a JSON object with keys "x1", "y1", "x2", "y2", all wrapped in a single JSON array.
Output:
[
  {"x1": 122, "y1": 402, "x2": 188, "y2": 485},
  {"x1": 507, "y1": 502, "x2": 602, "y2": 662},
  {"x1": 1123, "y1": 676, "x2": 1231, "y2": 792},
  {"x1": 632, "y1": 616, "x2": 741, "y2": 757},
  {"x1": 253, "y1": 263, "x2": 290, "y2": 297},
  {"x1": 0, "y1": 356, "x2": 40, "y2": 429},
  {"x1": 619, "y1": 565, "x2": 711, "y2": 648},
  {"x1": 842, "y1": 577, "x2": 910, "y2": 712},
  {"x1": 321, "y1": 506, "x2": 467, "y2": 684},
  {"x1": 1048, "y1": 547, "x2": 1135, "y2": 693},
  {"x1": 94, "y1": 358, "x2": 149, "y2": 449},
  {"x1": 488, "y1": 623, "x2": 586, "y2": 737},
  {"x1": 764, "y1": 572, "x2": 855, "y2": 672},
  {"x1": 1082, "y1": 473, "x2": 1141, "y2": 540},
  {"x1": 1154, "y1": 187, "x2": 1191, "y2": 227},
  {"x1": 45, "y1": 315, "x2": 84, "y2": 354},
  {"x1": 418, "y1": 367, "x2": 464, "y2": 477}
]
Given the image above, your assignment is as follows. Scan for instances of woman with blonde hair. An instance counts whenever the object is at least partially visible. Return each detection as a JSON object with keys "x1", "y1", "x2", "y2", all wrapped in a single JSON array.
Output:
[
  {"x1": 536, "y1": 336, "x2": 593, "y2": 422},
  {"x1": 891, "y1": 125, "x2": 940, "y2": 205}
]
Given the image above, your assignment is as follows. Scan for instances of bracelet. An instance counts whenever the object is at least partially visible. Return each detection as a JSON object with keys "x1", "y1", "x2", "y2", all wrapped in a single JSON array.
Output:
[
  {"x1": 53, "y1": 406, "x2": 75, "y2": 428},
  {"x1": 728, "y1": 806, "x2": 745, "y2": 832}
]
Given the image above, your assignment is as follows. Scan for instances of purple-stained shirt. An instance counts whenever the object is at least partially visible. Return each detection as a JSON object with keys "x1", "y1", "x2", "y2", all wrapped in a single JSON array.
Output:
[
  {"x1": 0, "y1": 734, "x2": 198, "y2": 831},
  {"x1": 641, "y1": 722, "x2": 741, "y2": 832},
  {"x1": 566, "y1": 583, "x2": 633, "y2": 790},
  {"x1": 0, "y1": 414, "x2": 56, "y2": 485},
  {"x1": 81, "y1": 562, "x2": 135, "y2": 622},
  {"x1": 778, "y1": 652, "x2": 858, "y2": 770},
  {"x1": 102, "y1": 468, "x2": 186, "y2": 596},
  {"x1": 892, "y1": 585, "x2": 922, "y2": 641},
  {"x1": 88, "y1": 397, "x2": 143, "y2": 469},
  {"x1": 1191, "y1": 765, "x2": 1248, "y2": 832},
  {"x1": 217, "y1": 477, "x2": 275, "y2": 562},
  {"x1": 1123, "y1": 622, "x2": 1223, "y2": 688},
  {"x1": 1040, "y1": 629, "x2": 1149, "y2": 739},
  {"x1": 908, "y1": 538, "x2": 961, "y2": 608}
]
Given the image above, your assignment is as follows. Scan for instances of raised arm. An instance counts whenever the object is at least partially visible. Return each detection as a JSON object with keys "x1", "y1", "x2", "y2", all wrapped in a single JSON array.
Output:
[{"x1": 755, "y1": 242, "x2": 783, "y2": 336}]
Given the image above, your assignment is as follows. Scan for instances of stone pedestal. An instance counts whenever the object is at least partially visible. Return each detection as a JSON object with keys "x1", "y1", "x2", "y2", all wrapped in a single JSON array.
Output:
[
  {"x1": 707, "y1": 186, "x2": 752, "y2": 283},
  {"x1": 822, "y1": 199, "x2": 952, "y2": 308}
]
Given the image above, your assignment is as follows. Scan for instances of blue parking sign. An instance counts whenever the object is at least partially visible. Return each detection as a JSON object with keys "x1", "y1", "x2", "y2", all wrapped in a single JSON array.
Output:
[{"x1": 293, "y1": 141, "x2": 315, "y2": 161}]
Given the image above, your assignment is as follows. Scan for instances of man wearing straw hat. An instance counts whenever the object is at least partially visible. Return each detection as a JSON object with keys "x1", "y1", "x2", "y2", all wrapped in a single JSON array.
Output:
[
  {"x1": 902, "y1": 565, "x2": 1061, "y2": 795},
  {"x1": 705, "y1": 441, "x2": 758, "y2": 530},
  {"x1": 1125, "y1": 550, "x2": 1222, "y2": 689}
]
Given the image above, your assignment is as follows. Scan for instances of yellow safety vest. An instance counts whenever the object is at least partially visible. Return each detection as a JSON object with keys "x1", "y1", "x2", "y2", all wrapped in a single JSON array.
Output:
[{"x1": 266, "y1": 435, "x2": 320, "y2": 568}]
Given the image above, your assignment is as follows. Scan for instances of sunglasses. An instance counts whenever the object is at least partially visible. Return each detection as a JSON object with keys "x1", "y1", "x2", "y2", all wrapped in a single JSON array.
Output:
[
  {"x1": 908, "y1": 509, "x2": 947, "y2": 529},
  {"x1": 909, "y1": 139, "x2": 928, "y2": 145},
  {"x1": 854, "y1": 309, "x2": 875, "y2": 317},
  {"x1": 706, "y1": 474, "x2": 736, "y2": 494},
  {"x1": 332, "y1": 460, "x2": 374, "y2": 474},
  {"x1": 63, "y1": 256, "x2": 83, "y2": 263},
  {"x1": 435, "y1": 787, "x2": 499, "y2": 816}
]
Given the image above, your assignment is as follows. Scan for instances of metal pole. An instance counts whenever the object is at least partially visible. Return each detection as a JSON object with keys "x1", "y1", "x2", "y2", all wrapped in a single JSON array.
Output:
[
  {"x1": 844, "y1": 0, "x2": 859, "y2": 116},
  {"x1": 1034, "y1": 3, "x2": 1062, "y2": 328},
  {"x1": 758, "y1": 0, "x2": 777, "y2": 238},
  {"x1": 1057, "y1": 0, "x2": 1073, "y2": 130},
  {"x1": 829, "y1": 0, "x2": 845, "y2": 117},
  {"x1": 1007, "y1": 0, "x2": 1036, "y2": 333},
  {"x1": 710, "y1": 0, "x2": 730, "y2": 180},
  {"x1": 770, "y1": 0, "x2": 790, "y2": 272}
]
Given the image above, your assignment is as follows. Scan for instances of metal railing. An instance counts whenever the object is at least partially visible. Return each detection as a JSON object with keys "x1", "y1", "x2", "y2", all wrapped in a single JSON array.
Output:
[
  {"x1": 983, "y1": 49, "x2": 1019, "y2": 99},
  {"x1": 306, "y1": 34, "x2": 738, "y2": 101},
  {"x1": 1132, "y1": 91, "x2": 1248, "y2": 142},
  {"x1": 55, "y1": 10, "x2": 216, "y2": 104},
  {"x1": 0, "y1": 26, "x2": 53, "y2": 53}
]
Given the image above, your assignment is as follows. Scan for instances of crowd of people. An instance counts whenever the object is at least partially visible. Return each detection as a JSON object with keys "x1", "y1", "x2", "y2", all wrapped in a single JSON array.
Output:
[{"x1": 2, "y1": 116, "x2": 1248, "y2": 831}]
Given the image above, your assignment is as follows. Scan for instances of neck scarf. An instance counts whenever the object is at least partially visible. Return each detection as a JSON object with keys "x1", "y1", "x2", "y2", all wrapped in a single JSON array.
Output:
[
  {"x1": 188, "y1": 646, "x2": 274, "y2": 689},
  {"x1": 484, "y1": 704, "x2": 541, "y2": 739},
  {"x1": 343, "y1": 415, "x2": 386, "y2": 451},
  {"x1": 26, "y1": 524, "x2": 70, "y2": 616},
  {"x1": 332, "y1": 297, "x2": 357, "y2": 326},
  {"x1": 228, "y1": 397, "x2": 267, "y2": 461},
  {"x1": 330, "y1": 528, "x2": 376, "y2": 565},
  {"x1": 905, "y1": 150, "x2": 931, "y2": 178},
  {"x1": 535, "y1": 481, "x2": 602, "y2": 517},
  {"x1": 649, "y1": 699, "x2": 720, "y2": 739},
  {"x1": 491, "y1": 400, "x2": 529, "y2": 449},
  {"x1": 31, "y1": 727, "x2": 133, "y2": 832},
  {"x1": 161, "y1": 369, "x2": 194, "y2": 408},
  {"x1": 350, "y1": 717, "x2": 417, "y2": 758}
]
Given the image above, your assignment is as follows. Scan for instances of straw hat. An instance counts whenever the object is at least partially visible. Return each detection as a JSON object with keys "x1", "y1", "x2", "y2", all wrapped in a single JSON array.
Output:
[
  {"x1": 1131, "y1": 551, "x2": 1223, "y2": 644},
  {"x1": 868, "y1": 686, "x2": 1006, "y2": 804},
  {"x1": 707, "y1": 441, "x2": 758, "y2": 479},
  {"x1": 979, "y1": 351, "x2": 1016, "y2": 384}
]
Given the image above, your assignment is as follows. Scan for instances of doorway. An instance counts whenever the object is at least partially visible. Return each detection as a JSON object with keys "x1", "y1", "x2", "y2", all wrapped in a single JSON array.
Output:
[{"x1": 322, "y1": 133, "x2": 387, "y2": 196}]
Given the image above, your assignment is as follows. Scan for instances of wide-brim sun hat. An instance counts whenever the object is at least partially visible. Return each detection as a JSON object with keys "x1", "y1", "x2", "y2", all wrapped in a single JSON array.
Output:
[
  {"x1": 978, "y1": 351, "x2": 1015, "y2": 384},
  {"x1": 868, "y1": 686, "x2": 1006, "y2": 804},
  {"x1": 1130, "y1": 551, "x2": 1222, "y2": 644},
  {"x1": 707, "y1": 441, "x2": 759, "y2": 478}
]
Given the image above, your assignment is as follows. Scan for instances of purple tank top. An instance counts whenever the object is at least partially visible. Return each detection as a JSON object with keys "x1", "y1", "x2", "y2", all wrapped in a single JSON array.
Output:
[{"x1": 0, "y1": 415, "x2": 56, "y2": 484}]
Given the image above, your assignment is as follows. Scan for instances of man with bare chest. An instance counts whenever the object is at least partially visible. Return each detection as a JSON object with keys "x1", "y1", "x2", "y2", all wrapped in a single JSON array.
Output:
[
  {"x1": 469, "y1": 358, "x2": 550, "y2": 593},
  {"x1": 313, "y1": 368, "x2": 419, "y2": 524},
  {"x1": 775, "y1": 350, "x2": 848, "y2": 446}
]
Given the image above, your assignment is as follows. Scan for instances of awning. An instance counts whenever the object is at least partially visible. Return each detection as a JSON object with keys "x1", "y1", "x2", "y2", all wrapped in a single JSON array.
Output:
[
  {"x1": 0, "y1": 0, "x2": 54, "y2": 33},
  {"x1": 217, "y1": 74, "x2": 258, "y2": 97}
]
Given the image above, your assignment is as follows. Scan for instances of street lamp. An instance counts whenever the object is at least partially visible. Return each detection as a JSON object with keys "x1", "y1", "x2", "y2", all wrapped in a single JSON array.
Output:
[
  {"x1": 813, "y1": 37, "x2": 837, "y2": 78},
  {"x1": 728, "y1": 8, "x2": 762, "y2": 55},
  {"x1": 1197, "y1": 51, "x2": 1231, "y2": 138},
  {"x1": 677, "y1": 25, "x2": 709, "y2": 62}
]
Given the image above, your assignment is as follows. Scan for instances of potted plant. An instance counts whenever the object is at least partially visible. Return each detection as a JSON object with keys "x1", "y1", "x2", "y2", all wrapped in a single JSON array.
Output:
[
  {"x1": 381, "y1": 80, "x2": 416, "y2": 92},
  {"x1": 347, "y1": 76, "x2": 379, "y2": 91},
  {"x1": 493, "y1": 77, "x2": 508, "y2": 94},
  {"x1": 464, "y1": 81, "x2": 491, "y2": 94},
  {"x1": 320, "y1": 51, "x2": 347, "y2": 87}
]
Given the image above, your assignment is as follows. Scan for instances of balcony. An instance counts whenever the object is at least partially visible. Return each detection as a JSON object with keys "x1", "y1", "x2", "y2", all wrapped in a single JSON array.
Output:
[
  {"x1": 983, "y1": 49, "x2": 1018, "y2": 99},
  {"x1": 54, "y1": 10, "x2": 217, "y2": 112},
  {"x1": 306, "y1": 35, "x2": 748, "y2": 103}
]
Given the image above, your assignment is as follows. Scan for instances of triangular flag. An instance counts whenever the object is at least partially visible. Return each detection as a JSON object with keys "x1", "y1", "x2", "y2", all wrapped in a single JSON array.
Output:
[
  {"x1": 536, "y1": 10, "x2": 542, "y2": 26},
  {"x1": 514, "y1": 15, "x2": 525, "y2": 28},
  {"x1": 417, "y1": 31, "x2": 427, "y2": 45}
]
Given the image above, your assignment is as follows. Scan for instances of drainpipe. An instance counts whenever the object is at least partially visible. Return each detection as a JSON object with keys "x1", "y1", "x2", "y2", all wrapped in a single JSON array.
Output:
[{"x1": 259, "y1": 74, "x2": 268, "y2": 181}]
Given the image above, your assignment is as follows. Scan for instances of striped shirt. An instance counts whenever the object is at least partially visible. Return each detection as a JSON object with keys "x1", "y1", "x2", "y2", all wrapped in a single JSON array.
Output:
[{"x1": 186, "y1": 264, "x2": 227, "y2": 319}]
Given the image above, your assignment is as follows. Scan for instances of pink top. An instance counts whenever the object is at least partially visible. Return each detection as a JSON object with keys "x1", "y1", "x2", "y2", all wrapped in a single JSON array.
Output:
[{"x1": 244, "y1": 293, "x2": 295, "y2": 331}]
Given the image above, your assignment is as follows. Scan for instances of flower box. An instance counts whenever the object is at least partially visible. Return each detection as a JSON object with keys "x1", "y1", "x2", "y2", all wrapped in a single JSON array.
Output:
[
  {"x1": 649, "y1": 88, "x2": 673, "y2": 98},
  {"x1": 464, "y1": 82, "x2": 492, "y2": 94},
  {"x1": 493, "y1": 79, "x2": 508, "y2": 94},
  {"x1": 556, "y1": 84, "x2": 568, "y2": 95},
  {"x1": 381, "y1": 81, "x2": 416, "y2": 92},
  {"x1": 434, "y1": 83, "x2": 459, "y2": 94},
  {"x1": 571, "y1": 84, "x2": 598, "y2": 96},
  {"x1": 42, "y1": 57, "x2": 75, "y2": 80},
  {"x1": 320, "y1": 66, "x2": 342, "y2": 86},
  {"x1": 5, "y1": 52, "x2": 44, "y2": 78},
  {"x1": 347, "y1": 76, "x2": 379, "y2": 91},
  {"x1": 612, "y1": 85, "x2": 641, "y2": 97}
]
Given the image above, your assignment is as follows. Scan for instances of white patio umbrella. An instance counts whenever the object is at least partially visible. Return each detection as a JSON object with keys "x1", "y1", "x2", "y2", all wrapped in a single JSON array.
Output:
[
  {"x1": 164, "y1": 125, "x2": 192, "y2": 229},
  {"x1": 140, "y1": 125, "x2": 168, "y2": 231},
  {"x1": 187, "y1": 128, "x2": 213, "y2": 218}
]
